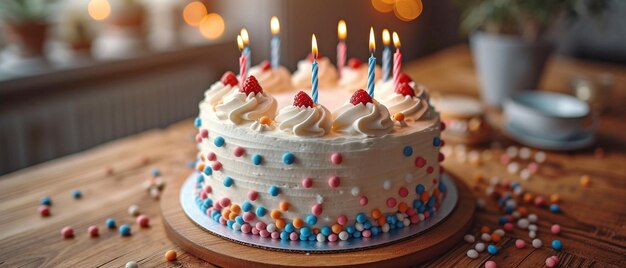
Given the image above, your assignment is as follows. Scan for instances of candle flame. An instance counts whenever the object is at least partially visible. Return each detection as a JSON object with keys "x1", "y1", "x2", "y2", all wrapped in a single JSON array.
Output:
[
  {"x1": 382, "y1": 29, "x2": 390, "y2": 45},
  {"x1": 338, "y1": 20, "x2": 347, "y2": 40},
  {"x1": 237, "y1": 35, "x2": 244, "y2": 51},
  {"x1": 270, "y1": 16, "x2": 280, "y2": 35},
  {"x1": 369, "y1": 27, "x2": 375, "y2": 53},
  {"x1": 392, "y1": 32, "x2": 401, "y2": 48},
  {"x1": 240, "y1": 28, "x2": 249, "y2": 45},
  {"x1": 311, "y1": 34, "x2": 318, "y2": 59}
]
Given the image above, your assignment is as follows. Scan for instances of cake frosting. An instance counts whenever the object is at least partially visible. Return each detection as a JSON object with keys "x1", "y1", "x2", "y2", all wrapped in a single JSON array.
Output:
[
  {"x1": 338, "y1": 65, "x2": 382, "y2": 91},
  {"x1": 192, "y1": 70, "x2": 445, "y2": 244},
  {"x1": 248, "y1": 62, "x2": 294, "y2": 92},
  {"x1": 292, "y1": 56, "x2": 339, "y2": 89}
]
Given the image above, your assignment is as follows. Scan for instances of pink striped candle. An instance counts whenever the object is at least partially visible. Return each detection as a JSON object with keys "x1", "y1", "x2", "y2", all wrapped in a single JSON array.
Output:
[
  {"x1": 337, "y1": 20, "x2": 347, "y2": 75},
  {"x1": 392, "y1": 32, "x2": 402, "y2": 90},
  {"x1": 237, "y1": 35, "x2": 247, "y2": 85}
]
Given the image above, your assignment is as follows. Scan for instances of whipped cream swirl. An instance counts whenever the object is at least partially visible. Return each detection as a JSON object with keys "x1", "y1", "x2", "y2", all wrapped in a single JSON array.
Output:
[
  {"x1": 248, "y1": 65, "x2": 294, "y2": 92},
  {"x1": 275, "y1": 104, "x2": 332, "y2": 137},
  {"x1": 376, "y1": 80, "x2": 429, "y2": 100},
  {"x1": 332, "y1": 100, "x2": 393, "y2": 137},
  {"x1": 215, "y1": 91, "x2": 277, "y2": 125},
  {"x1": 380, "y1": 94, "x2": 430, "y2": 122},
  {"x1": 292, "y1": 57, "x2": 339, "y2": 89},
  {"x1": 204, "y1": 81, "x2": 236, "y2": 107},
  {"x1": 339, "y1": 65, "x2": 382, "y2": 91}
]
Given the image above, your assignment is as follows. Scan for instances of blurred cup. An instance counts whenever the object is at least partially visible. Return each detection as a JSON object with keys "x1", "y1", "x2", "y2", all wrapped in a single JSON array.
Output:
[{"x1": 571, "y1": 73, "x2": 613, "y2": 114}]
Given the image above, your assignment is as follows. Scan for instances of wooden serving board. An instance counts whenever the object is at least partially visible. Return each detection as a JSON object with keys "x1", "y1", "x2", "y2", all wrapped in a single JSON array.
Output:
[{"x1": 161, "y1": 173, "x2": 475, "y2": 267}]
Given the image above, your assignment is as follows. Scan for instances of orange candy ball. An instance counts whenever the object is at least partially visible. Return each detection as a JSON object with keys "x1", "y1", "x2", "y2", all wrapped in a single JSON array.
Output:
[
  {"x1": 165, "y1": 250, "x2": 177, "y2": 261},
  {"x1": 259, "y1": 116, "x2": 271, "y2": 125},
  {"x1": 393, "y1": 112, "x2": 405, "y2": 121},
  {"x1": 331, "y1": 224, "x2": 343, "y2": 234},
  {"x1": 275, "y1": 218, "x2": 286, "y2": 229},
  {"x1": 270, "y1": 210, "x2": 282, "y2": 220},
  {"x1": 230, "y1": 204, "x2": 241, "y2": 214},
  {"x1": 293, "y1": 217, "x2": 304, "y2": 229},
  {"x1": 279, "y1": 201, "x2": 290, "y2": 211},
  {"x1": 371, "y1": 209, "x2": 382, "y2": 219},
  {"x1": 398, "y1": 202, "x2": 408, "y2": 213},
  {"x1": 481, "y1": 226, "x2": 490, "y2": 234}
]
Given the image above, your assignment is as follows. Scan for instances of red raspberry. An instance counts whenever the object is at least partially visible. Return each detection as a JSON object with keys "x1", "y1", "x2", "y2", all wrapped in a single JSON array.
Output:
[
  {"x1": 239, "y1": 75, "x2": 263, "y2": 95},
  {"x1": 398, "y1": 73, "x2": 413, "y2": 84},
  {"x1": 350, "y1": 89, "x2": 373, "y2": 106},
  {"x1": 307, "y1": 53, "x2": 322, "y2": 62},
  {"x1": 293, "y1": 91, "x2": 314, "y2": 108},
  {"x1": 220, "y1": 71, "x2": 238, "y2": 87},
  {"x1": 394, "y1": 82, "x2": 415, "y2": 97},
  {"x1": 348, "y1": 58, "x2": 362, "y2": 68},
  {"x1": 260, "y1": 60, "x2": 271, "y2": 71}
]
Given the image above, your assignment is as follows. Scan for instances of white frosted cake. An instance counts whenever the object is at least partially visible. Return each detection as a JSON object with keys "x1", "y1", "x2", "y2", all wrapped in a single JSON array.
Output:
[{"x1": 192, "y1": 67, "x2": 446, "y2": 243}]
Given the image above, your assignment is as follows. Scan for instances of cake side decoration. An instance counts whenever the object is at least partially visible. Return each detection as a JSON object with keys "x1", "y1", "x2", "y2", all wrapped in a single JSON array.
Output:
[
  {"x1": 332, "y1": 89, "x2": 393, "y2": 137},
  {"x1": 215, "y1": 75, "x2": 278, "y2": 124},
  {"x1": 275, "y1": 91, "x2": 332, "y2": 137}
]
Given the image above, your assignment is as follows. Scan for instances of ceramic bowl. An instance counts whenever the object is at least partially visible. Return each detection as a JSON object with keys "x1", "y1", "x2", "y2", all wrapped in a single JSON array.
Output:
[{"x1": 504, "y1": 91, "x2": 592, "y2": 140}]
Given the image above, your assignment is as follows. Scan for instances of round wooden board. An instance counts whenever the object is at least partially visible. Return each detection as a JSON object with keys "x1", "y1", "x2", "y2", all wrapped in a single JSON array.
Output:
[{"x1": 161, "y1": 173, "x2": 475, "y2": 267}]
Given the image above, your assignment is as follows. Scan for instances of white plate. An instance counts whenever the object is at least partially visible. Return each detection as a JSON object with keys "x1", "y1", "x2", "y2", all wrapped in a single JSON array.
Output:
[{"x1": 505, "y1": 122, "x2": 594, "y2": 151}]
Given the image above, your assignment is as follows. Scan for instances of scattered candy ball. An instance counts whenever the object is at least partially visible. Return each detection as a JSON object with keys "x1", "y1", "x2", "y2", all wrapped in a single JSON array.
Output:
[
  {"x1": 551, "y1": 224, "x2": 561, "y2": 235},
  {"x1": 165, "y1": 250, "x2": 177, "y2": 261},
  {"x1": 545, "y1": 256, "x2": 558, "y2": 268},
  {"x1": 551, "y1": 239, "x2": 563, "y2": 251},
  {"x1": 72, "y1": 189, "x2": 82, "y2": 199},
  {"x1": 61, "y1": 226, "x2": 74, "y2": 238},
  {"x1": 137, "y1": 215, "x2": 150, "y2": 228},
  {"x1": 485, "y1": 260, "x2": 497, "y2": 268},
  {"x1": 40, "y1": 196, "x2": 52, "y2": 206},
  {"x1": 88, "y1": 225, "x2": 99, "y2": 237},
  {"x1": 464, "y1": 234, "x2": 475, "y2": 243},
  {"x1": 549, "y1": 204, "x2": 561, "y2": 213},
  {"x1": 527, "y1": 214, "x2": 538, "y2": 223},
  {"x1": 106, "y1": 218, "x2": 116, "y2": 228},
  {"x1": 517, "y1": 218, "x2": 529, "y2": 229},
  {"x1": 38, "y1": 205, "x2": 50, "y2": 217},
  {"x1": 125, "y1": 261, "x2": 139, "y2": 268},
  {"x1": 515, "y1": 239, "x2": 526, "y2": 249},
  {"x1": 481, "y1": 233, "x2": 492, "y2": 242},
  {"x1": 532, "y1": 238, "x2": 543, "y2": 248},
  {"x1": 128, "y1": 205, "x2": 140, "y2": 217},
  {"x1": 119, "y1": 224, "x2": 131, "y2": 236},
  {"x1": 528, "y1": 224, "x2": 538, "y2": 232},
  {"x1": 466, "y1": 249, "x2": 479, "y2": 259},
  {"x1": 475, "y1": 242, "x2": 485, "y2": 252},
  {"x1": 487, "y1": 244, "x2": 498, "y2": 255},
  {"x1": 580, "y1": 175, "x2": 591, "y2": 187},
  {"x1": 529, "y1": 231, "x2": 537, "y2": 239}
]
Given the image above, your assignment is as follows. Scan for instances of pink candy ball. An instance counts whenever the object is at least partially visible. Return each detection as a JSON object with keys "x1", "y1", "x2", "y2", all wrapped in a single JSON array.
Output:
[
  {"x1": 247, "y1": 191, "x2": 258, "y2": 201},
  {"x1": 213, "y1": 202, "x2": 222, "y2": 210},
  {"x1": 302, "y1": 178, "x2": 313, "y2": 188},
  {"x1": 359, "y1": 196, "x2": 369, "y2": 206},
  {"x1": 330, "y1": 153, "x2": 343, "y2": 165},
  {"x1": 39, "y1": 205, "x2": 50, "y2": 217},
  {"x1": 137, "y1": 215, "x2": 150, "y2": 228},
  {"x1": 88, "y1": 225, "x2": 99, "y2": 237},
  {"x1": 207, "y1": 152, "x2": 216, "y2": 161},
  {"x1": 504, "y1": 223, "x2": 514, "y2": 232},
  {"x1": 414, "y1": 157, "x2": 426, "y2": 168},
  {"x1": 426, "y1": 166, "x2": 434, "y2": 174},
  {"x1": 200, "y1": 129, "x2": 209, "y2": 138},
  {"x1": 311, "y1": 204, "x2": 323, "y2": 216},
  {"x1": 219, "y1": 217, "x2": 227, "y2": 225},
  {"x1": 328, "y1": 234, "x2": 338, "y2": 242},
  {"x1": 203, "y1": 184, "x2": 212, "y2": 194},
  {"x1": 251, "y1": 227, "x2": 260, "y2": 235},
  {"x1": 219, "y1": 198, "x2": 231, "y2": 208},
  {"x1": 438, "y1": 152, "x2": 445, "y2": 162},
  {"x1": 337, "y1": 215, "x2": 348, "y2": 226},
  {"x1": 195, "y1": 134, "x2": 202, "y2": 143},
  {"x1": 271, "y1": 231, "x2": 280, "y2": 239},
  {"x1": 406, "y1": 208, "x2": 417, "y2": 216},
  {"x1": 211, "y1": 162, "x2": 222, "y2": 171},
  {"x1": 255, "y1": 222, "x2": 266, "y2": 231},
  {"x1": 200, "y1": 191, "x2": 208, "y2": 200},
  {"x1": 362, "y1": 230, "x2": 372, "y2": 238},
  {"x1": 241, "y1": 224, "x2": 251, "y2": 234},
  {"x1": 534, "y1": 196, "x2": 546, "y2": 207},
  {"x1": 515, "y1": 239, "x2": 526, "y2": 249},
  {"x1": 551, "y1": 224, "x2": 561, "y2": 234},
  {"x1": 424, "y1": 211, "x2": 430, "y2": 219},
  {"x1": 386, "y1": 197, "x2": 397, "y2": 208},
  {"x1": 485, "y1": 260, "x2": 497, "y2": 268},
  {"x1": 233, "y1": 146, "x2": 245, "y2": 157},
  {"x1": 398, "y1": 187, "x2": 409, "y2": 197},
  {"x1": 260, "y1": 230, "x2": 270, "y2": 238},
  {"x1": 289, "y1": 232, "x2": 299, "y2": 241},
  {"x1": 328, "y1": 176, "x2": 340, "y2": 188},
  {"x1": 545, "y1": 256, "x2": 559, "y2": 267},
  {"x1": 410, "y1": 214, "x2": 420, "y2": 224},
  {"x1": 61, "y1": 226, "x2": 74, "y2": 238},
  {"x1": 243, "y1": 212, "x2": 256, "y2": 222}
]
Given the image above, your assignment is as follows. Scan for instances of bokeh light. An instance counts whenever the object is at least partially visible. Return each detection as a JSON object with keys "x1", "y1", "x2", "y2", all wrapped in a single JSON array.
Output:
[
  {"x1": 371, "y1": 0, "x2": 394, "y2": 13},
  {"x1": 394, "y1": 0, "x2": 423, "y2": 22},
  {"x1": 199, "y1": 13, "x2": 225, "y2": 40},
  {"x1": 183, "y1": 1, "x2": 208, "y2": 27},
  {"x1": 88, "y1": 0, "x2": 111, "y2": 21}
]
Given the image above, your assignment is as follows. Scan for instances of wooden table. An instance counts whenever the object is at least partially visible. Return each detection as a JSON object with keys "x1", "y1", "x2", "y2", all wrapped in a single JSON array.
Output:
[{"x1": 1, "y1": 45, "x2": 625, "y2": 267}]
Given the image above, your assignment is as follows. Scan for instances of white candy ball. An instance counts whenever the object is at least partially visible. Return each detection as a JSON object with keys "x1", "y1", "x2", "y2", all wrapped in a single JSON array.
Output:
[
  {"x1": 467, "y1": 249, "x2": 479, "y2": 259},
  {"x1": 532, "y1": 238, "x2": 543, "y2": 248},
  {"x1": 128, "y1": 205, "x2": 140, "y2": 217},
  {"x1": 464, "y1": 234, "x2": 476, "y2": 243},
  {"x1": 475, "y1": 242, "x2": 486, "y2": 252},
  {"x1": 339, "y1": 231, "x2": 349, "y2": 241}
]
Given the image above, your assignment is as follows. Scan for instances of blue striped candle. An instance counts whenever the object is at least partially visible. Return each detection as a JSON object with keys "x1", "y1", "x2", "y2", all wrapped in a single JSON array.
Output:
[
  {"x1": 367, "y1": 55, "x2": 376, "y2": 97},
  {"x1": 311, "y1": 34, "x2": 319, "y2": 103}
]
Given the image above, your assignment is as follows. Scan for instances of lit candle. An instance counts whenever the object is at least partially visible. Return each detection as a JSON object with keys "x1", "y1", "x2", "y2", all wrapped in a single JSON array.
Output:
[
  {"x1": 270, "y1": 16, "x2": 280, "y2": 69},
  {"x1": 367, "y1": 27, "x2": 376, "y2": 97},
  {"x1": 237, "y1": 35, "x2": 247, "y2": 85},
  {"x1": 382, "y1": 29, "x2": 391, "y2": 82},
  {"x1": 337, "y1": 20, "x2": 347, "y2": 75},
  {"x1": 241, "y1": 28, "x2": 251, "y2": 71},
  {"x1": 311, "y1": 34, "x2": 319, "y2": 103},
  {"x1": 392, "y1": 32, "x2": 402, "y2": 90}
]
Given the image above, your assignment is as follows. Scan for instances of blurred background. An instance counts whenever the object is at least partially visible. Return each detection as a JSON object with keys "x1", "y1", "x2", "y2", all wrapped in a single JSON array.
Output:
[{"x1": 0, "y1": 0, "x2": 624, "y2": 175}]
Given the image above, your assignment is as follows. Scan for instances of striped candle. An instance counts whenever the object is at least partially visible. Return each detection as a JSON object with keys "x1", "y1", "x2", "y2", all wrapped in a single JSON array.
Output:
[
  {"x1": 270, "y1": 16, "x2": 280, "y2": 68},
  {"x1": 392, "y1": 32, "x2": 402, "y2": 90},
  {"x1": 311, "y1": 34, "x2": 319, "y2": 103},
  {"x1": 237, "y1": 35, "x2": 247, "y2": 84},
  {"x1": 337, "y1": 41, "x2": 346, "y2": 76},
  {"x1": 243, "y1": 46, "x2": 251, "y2": 72},
  {"x1": 382, "y1": 46, "x2": 391, "y2": 82},
  {"x1": 367, "y1": 27, "x2": 376, "y2": 97}
]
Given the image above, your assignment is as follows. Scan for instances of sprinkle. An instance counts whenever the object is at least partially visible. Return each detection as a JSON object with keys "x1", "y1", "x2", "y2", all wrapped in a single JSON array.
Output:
[
  {"x1": 545, "y1": 256, "x2": 559, "y2": 268},
  {"x1": 403, "y1": 146, "x2": 413, "y2": 157},
  {"x1": 306, "y1": 215, "x2": 318, "y2": 225},
  {"x1": 491, "y1": 233, "x2": 502, "y2": 242},
  {"x1": 213, "y1": 136, "x2": 225, "y2": 147},
  {"x1": 328, "y1": 176, "x2": 340, "y2": 188},
  {"x1": 268, "y1": 185, "x2": 280, "y2": 196},
  {"x1": 137, "y1": 215, "x2": 150, "y2": 228},
  {"x1": 415, "y1": 184, "x2": 425, "y2": 194},
  {"x1": 398, "y1": 187, "x2": 408, "y2": 197},
  {"x1": 528, "y1": 213, "x2": 538, "y2": 223},
  {"x1": 247, "y1": 190, "x2": 258, "y2": 201},
  {"x1": 426, "y1": 166, "x2": 434, "y2": 174},
  {"x1": 119, "y1": 224, "x2": 131, "y2": 236},
  {"x1": 386, "y1": 197, "x2": 397, "y2": 208},
  {"x1": 532, "y1": 238, "x2": 543, "y2": 248},
  {"x1": 211, "y1": 162, "x2": 222, "y2": 171},
  {"x1": 551, "y1": 224, "x2": 561, "y2": 234},
  {"x1": 106, "y1": 218, "x2": 116, "y2": 228},
  {"x1": 302, "y1": 178, "x2": 313, "y2": 188},
  {"x1": 534, "y1": 151, "x2": 547, "y2": 163},
  {"x1": 475, "y1": 242, "x2": 485, "y2": 252},
  {"x1": 414, "y1": 157, "x2": 426, "y2": 168},
  {"x1": 551, "y1": 239, "x2": 563, "y2": 251},
  {"x1": 580, "y1": 175, "x2": 591, "y2": 187},
  {"x1": 125, "y1": 261, "x2": 138, "y2": 268},
  {"x1": 503, "y1": 223, "x2": 513, "y2": 232},
  {"x1": 282, "y1": 152, "x2": 295, "y2": 165},
  {"x1": 529, "y1": 231, "x2": 537, "y2": 238},
  {"x1": 331, "y1": 223, "x2": 343, "y2": 234},
  {"x1": 311, "y1": 204, "x2": 323, "y2": 216},
  {"x1": 481, "y1": 226, "x2": 491, "y2": 234},
  {"x1": 383, "y1": 180, "x2": 392, "y2": 190},
  {"x1": 61, "y1": 226, "x2": 74, "y2": 238},
  {"x1": 233, "y1": 146, "x2": 245, "y2": 157},
  {"x1": 330, "y1": 153, "x2": 343, "y2": 164},
  {"x1": 252, "y1": 154, "x2": 263, "y2": 165},
  {"x1": 165, "y1": 250, "x2": 177, "y2": 261},
  {"x1": 519, "y1": 147, "x2": 531, "y2": 159},
  {"x1": 279, "y1": 201, "x2": 290, "y2": 211},
  {"x1": 223, "y1": 177, "x2": 234, "y2": 187},
  {"x1": 528, "y1": 224, "x2": 538, "y2": 232},
  {"x1": 517, "y1": 218, "x2": 530, "y2": 229},
  {"x1": 351, "y1": 187, "x2": 360, "y2": 196},
  {"x1": 40, "y1": 196, "x2": 52, "y2": 206},
  {"x1": 128, "y1": 205, "x2": 140, "y2": 216},
  {"x1": 487, "y1": 244, "x2": 498, "y2": 255},
  {"x1": 203, "y1": 166, "x2": 212, "y2": 176},
  {"x1": 481, "y1": 233, "x2": 492, "y2": 242},
  {"x1": 433, "y1": 137, "x2": 441, "y2": 147},
  {"x1": 38, "y1": 205, "x2": 50, "y2": 217},
  {"x1": 194, "y1": 117, "x2": 202, "y2": 127},
  {"x1": 506, "y1": 146, "x2": 518, "y2": 158},
  {"x1": 549, "y1": 204, "x2": 561, "y2": 213},
  {"x1": 255, "y1": 206, "x2": 267, "y2": 217},
  {"x1": 515, "y1": 239, "x2": 526, "y2": 248},
  {"x1": 270, "y1": 210, "x2": 282, "y2": 220},
  {"x1": 359, "y1": 196, "x2": 369, "y2": 206},
  {"x1": 339, "y1": 231, "x2": 349, "y2": 241},
  {"x1": 243, "y1": 212, "x2": 255, "y2": 222},
  {"x1": 464, "y1": 234, "x2": 475, "y2": 243},
  {"x1": 466, "y1": 249, "x2": 479, "y2": 259},
  {"x1": 485, "y1": 260, "x2": 497, "y2": 268},
  {"x1": 219, "y1": 197, "x2": 231, "y2": 207},
  {"x1": 72, "y1": 189, "x2": 82, "y2": 199},
  {"x1": 200, "y1": 129, "x2": 209, "y2": 138}
]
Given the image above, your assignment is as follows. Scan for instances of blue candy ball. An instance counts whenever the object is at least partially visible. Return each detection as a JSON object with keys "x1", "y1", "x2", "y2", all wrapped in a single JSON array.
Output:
[
  {"x1": 151, "y1": 167, "x2": 161, "y2": 177},
  {"x1": 213, "y1": 136, "x2": 225, "y2": 147},
  {"x1": 194, "y1": 117, "x2": 202, "y2": 127},
  {"x1": 280, "y1": 231, "x2": 289, "y2": 240},
  {"x1": 255, "y1": 206, "x2": 267, "y2": 217},
  {"x1": 433, "y1": 137, "x2": 441, "y2": 147},
  {"x1": 550, "y1": 204, "x2": 561, "y2": 213},
  {"x1": 196, "y1": 174, "x2": 204, "y2": 183},
  {"x1": 242, "y1": 201, "x2": 252, "y2": 212},
  {"x1": 252, "y1": 154, "x2": 263, "y2": 165},
  {"x1": 300, "y1": 227, "x2": 311, "y2": 237},
  {"x1": 235, "y1": 216, "x2": 245, "y2": 225},
  {"x1": 72, "y1": 190, "x2": 82, "y2": 199},
  {"x1": 282, "y1": 152, "x2": 295, "y2": 165},
  {"x1": 487, "y1": 244, "x2": 498, "y2": 255},
  {"x1": 403, "y1": 146, "x2": 413, "y2": 157},
  {"x1": 40, "y1": 196, "x2": 52, "y2": 206},
  {"x1": 223, "y1": 177, "x2": 234, "y2": 187},
  {"x1": 321, "y1": 226, "x2": 332, "y2": 236},
  {"x1": 306, "y1": 215, "x2": 317, "y2": 225},
  {"x1": 415, "y1": 184, "x2": 425, "y2": 194},
  {"x1": 106, "y1": 218, "x2": 116, "y2": 228},
  {"x1": 551, "y1": 239, "x2": 563, "y2": 251},
  {"x1": 284, "y1": 223, "x2": 295, "y2": 233},
  {"x1": 203, "y1": 166, "x2": 213, "y2": 176},
  {"x1": 268, "y1": 185, "x2": 279, "y2": 196},
  {"x1": 356, "y1": 213, "x2": 367, "y2": 223},
  {"x1": 119, "y1": 224, "x2": 131, "y2": 236}
]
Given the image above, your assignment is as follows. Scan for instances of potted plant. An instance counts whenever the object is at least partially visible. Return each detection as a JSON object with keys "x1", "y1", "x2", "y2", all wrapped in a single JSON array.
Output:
[
  {"x1": 459, "y1": 0, "x2": 607, "y2": 107},
  {"x1": 0, "y1": 0, "x2": 56, "y2": 58}
]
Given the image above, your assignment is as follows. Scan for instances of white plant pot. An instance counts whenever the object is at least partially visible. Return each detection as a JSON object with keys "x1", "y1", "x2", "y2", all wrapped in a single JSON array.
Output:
[{"x1": 470, "y1": 32, "x2": 553, "y2": 107}]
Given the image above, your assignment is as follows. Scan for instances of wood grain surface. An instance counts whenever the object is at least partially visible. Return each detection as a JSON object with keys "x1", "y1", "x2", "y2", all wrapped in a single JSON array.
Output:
[{"x1": 1, "y1": 45, "x2": 625, "y2": 267}]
